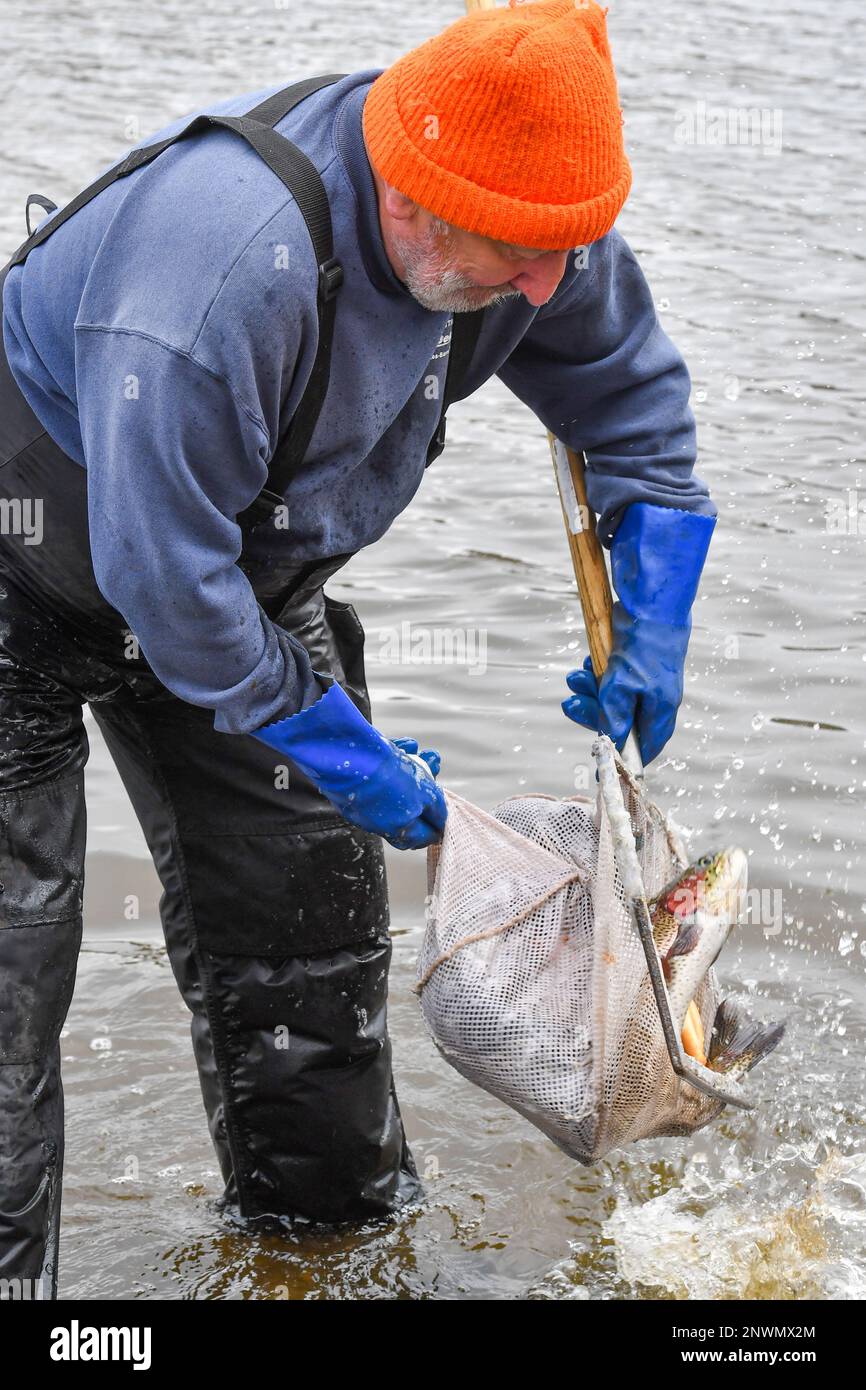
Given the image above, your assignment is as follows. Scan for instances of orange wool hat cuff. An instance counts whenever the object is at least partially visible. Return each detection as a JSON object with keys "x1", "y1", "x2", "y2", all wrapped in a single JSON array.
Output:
[{"x1": 361, "y1": 0, "x2": 633, "y2": 251}]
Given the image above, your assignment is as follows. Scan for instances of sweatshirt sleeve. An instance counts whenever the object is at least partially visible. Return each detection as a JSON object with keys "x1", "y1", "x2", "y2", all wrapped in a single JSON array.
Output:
[
  {"x1": 496, "y1": 230, "x2": 716, "y2": 544},
  {"x1": 74, "y1": 325, "x2": 322, "y2": 735}
]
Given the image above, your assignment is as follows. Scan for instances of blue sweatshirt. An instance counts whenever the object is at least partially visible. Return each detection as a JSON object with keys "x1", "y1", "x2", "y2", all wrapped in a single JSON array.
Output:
[{"x1": 2, "y1": 70, "x2": 714, "y2": 736}]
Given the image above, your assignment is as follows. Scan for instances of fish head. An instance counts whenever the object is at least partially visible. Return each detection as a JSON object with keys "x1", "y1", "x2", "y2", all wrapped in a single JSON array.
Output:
[{"x1": 657, "y1": 847, "x2": 748, "y2": 927}]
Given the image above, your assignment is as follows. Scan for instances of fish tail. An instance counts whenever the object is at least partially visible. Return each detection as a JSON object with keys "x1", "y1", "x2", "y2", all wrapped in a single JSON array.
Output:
[{"x1": 707, "y1": 998, "x2": 785, "y2": 1075}]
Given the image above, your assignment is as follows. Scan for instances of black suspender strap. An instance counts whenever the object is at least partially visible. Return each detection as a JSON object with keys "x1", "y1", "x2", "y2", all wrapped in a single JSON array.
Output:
[
  {"x1": 243, "y1": 76, "x2": 345, "y2": 128},
  {"x1": 425, "y1": 308, "x2": 486, "y2": 467},
  {"x1": 8, "y1": 74, "x2": 346, "y2": 268}
]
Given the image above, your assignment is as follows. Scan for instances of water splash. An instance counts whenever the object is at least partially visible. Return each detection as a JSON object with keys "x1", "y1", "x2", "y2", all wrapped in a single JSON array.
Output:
[{"x1": 605, "y1": 1148, "x2": 866, "y2": 1300}]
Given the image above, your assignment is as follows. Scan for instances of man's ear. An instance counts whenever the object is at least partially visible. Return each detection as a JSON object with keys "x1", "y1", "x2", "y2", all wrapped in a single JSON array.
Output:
[{"x1": 381, "y1": 181, "x2": 419, "y2": 224}]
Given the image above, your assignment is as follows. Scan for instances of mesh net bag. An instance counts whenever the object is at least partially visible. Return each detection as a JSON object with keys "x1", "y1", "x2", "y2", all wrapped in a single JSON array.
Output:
[{"x1": 416, "y1": 741, "x2": 725, "y2": 1165}]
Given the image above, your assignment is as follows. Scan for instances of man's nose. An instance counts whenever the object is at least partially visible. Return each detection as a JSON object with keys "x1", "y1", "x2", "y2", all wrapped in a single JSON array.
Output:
[{"x1": 509, "y1": 250, "x2": 570, "y2": 307}]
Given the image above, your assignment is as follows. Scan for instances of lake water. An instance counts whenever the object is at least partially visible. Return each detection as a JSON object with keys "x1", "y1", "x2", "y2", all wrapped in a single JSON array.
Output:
[{"x1": 1, "y1": 0, "x2": 864, "y2": 1299}]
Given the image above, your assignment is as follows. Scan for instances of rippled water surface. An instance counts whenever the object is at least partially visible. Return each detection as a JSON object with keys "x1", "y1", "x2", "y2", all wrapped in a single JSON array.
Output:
[{"x1": 1, "y1": 0, "x2": 864, "y2": 1299}]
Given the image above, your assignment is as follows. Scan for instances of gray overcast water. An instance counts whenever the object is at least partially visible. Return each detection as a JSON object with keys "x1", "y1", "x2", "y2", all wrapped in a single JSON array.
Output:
[{"x1": 1, "y1": 0, "x2": 864, "y2": 1299}]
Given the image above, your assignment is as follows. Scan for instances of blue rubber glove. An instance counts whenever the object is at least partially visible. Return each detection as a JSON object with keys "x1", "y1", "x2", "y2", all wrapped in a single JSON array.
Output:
[
  {"x1": 251, "y1": 682, "x2": 447, "y2": 850},
  {"x1": 562, "y1": 503, "x2": 716, "y2": 764},
  {"x1": 392, "y1": 738, "x2": 442, "y2": 779}
]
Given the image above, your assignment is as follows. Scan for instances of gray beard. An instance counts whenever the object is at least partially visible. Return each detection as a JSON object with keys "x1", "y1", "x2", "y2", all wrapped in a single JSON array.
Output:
[{"x1": 393, "y1": 217, "x2": 522, "y2": 313}]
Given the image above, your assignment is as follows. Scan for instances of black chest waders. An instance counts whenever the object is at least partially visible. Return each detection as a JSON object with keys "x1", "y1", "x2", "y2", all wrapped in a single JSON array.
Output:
[{"x1": 0, "y1": 76, "x2": 484, "y2": 1296}]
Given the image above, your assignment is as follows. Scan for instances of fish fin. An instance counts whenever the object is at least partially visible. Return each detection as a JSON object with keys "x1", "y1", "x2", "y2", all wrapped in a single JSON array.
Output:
[
  {"x1": 661, "y1": 917, "x2": 702, "y2": 980},
  {"x1": 707, "y1": 998, "x2": 785, "y2": 1075},
  {"x1": 681, "y1": 1000, "x2": 707, "y2": 1065}
]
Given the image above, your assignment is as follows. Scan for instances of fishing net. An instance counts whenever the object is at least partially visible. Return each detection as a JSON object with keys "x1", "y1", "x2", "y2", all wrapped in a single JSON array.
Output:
[{"x1": 416, "y1": 737, "x2": 728, "y2": 1165}]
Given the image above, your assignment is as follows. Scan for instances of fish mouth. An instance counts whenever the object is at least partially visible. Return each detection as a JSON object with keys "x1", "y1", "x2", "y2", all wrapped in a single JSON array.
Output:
[
  {"x1": 702, "y1": 846, "x2": 748, "y2": 894},
  {"x1": 723, "y1": 846, "x2": 748, "y2": 892},
  {"x1": 710, "y1": 847, "x2": 748, "y2": 925}
]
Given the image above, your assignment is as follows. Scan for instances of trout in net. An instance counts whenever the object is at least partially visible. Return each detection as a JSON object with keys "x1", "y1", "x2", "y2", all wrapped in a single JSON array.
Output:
[{"x1": 416, "y1": 737, "x2": 784, "y2": 1165}]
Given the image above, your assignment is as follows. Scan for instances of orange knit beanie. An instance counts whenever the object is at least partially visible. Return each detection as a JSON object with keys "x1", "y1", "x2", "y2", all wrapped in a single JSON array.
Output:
[{"x1": 361, "y1": 0, "x2": 632, "y2": 250}]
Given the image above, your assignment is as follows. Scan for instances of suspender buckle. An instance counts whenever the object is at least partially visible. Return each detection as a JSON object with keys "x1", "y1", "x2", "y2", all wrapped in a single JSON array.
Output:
[
  {"x1": 116, "y1": 150, "x2": 144, "y2": 178},
  {"x1": 318, "y1": 256, "x2": 343, "y2": 302},
  {"x1": 25, "y1": 194, "x2": 59, "y2": 236}
]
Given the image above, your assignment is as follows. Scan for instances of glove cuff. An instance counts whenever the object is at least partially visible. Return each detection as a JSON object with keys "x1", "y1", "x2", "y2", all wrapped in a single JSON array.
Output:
[
  {"x1": 610, "y1": 503, "x2": 715, "y2": 627},
  {"x1": 251, "y1": 681, "x2": 391, "y2": 793}
]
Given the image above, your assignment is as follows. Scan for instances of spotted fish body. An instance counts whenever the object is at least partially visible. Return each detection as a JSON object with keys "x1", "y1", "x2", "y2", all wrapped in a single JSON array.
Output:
[
  {"x1": 649, "y1": 848, "x2": 748, "y2": 1031},
  {"x1": 649, "y1": 848, "x2": 784, "y2": 1077}
]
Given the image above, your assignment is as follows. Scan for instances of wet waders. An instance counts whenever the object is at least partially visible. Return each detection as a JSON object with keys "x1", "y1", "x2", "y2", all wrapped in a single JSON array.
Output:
[{"x1": 0, "y1": 354, "x2": 421, "y2": 1293}]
